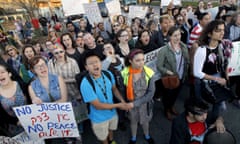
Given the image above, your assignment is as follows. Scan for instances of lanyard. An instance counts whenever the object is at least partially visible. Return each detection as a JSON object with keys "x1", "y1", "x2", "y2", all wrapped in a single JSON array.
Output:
[{"x1": 94, "y1": 74, "x2": 108, "y2": 100}]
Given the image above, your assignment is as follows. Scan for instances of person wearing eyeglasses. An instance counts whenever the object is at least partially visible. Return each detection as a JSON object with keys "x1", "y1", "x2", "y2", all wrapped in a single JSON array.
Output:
[
  {"x1": 115, "y1": 29, "x2": 133, "y2": 58},
  {"x1": 28, "y1": 55, "x2": 68, "y2": 143},
  {"x1": 48, "y1": 44, "x2": 80, "y2": 102},
  {"x1": 5, "y1": 45, "x2": 22, "y2": 73},
  {"x1": 95, "y1": 35, "x2": 105, "y2": 46},
  {"x1": 112, "y1": 22, "x2": 121, "y2": 38},
  {"x1": 170, "y1": 97, "x2": 225, "y2": 144},
  {"x1": 48, "y1": 45, "x2": 82, "y2": 143}
]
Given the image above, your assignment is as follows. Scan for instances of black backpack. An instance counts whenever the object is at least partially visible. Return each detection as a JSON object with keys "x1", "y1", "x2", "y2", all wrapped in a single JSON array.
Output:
[{"x1": 75, "y1": 70, "x2": 112, "y2": 103}]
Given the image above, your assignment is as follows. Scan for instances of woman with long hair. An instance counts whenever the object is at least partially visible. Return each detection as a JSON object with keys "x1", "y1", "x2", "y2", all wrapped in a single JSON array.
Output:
[
  {"x1": 194, "y1": 20, "x2": 234, "y2": 120},
  {"x1": 121, "y1": 49, "x2": 156, "y2": 144},
  {"x1": 135, "y1": 30, "x2": 158, "y2": 53},
  {"x1": 19, "y1": 45, "x2": 36, "y2": 84},
  {"x1": 0, "y1": 62, "x2": 29, "y2": 136},
  {"x1": 60, "y1": 33, "x2": 83, "y2": 70}
]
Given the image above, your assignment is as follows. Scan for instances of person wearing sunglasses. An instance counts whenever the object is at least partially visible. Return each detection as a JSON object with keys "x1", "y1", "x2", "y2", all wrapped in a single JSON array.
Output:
[
  {"x1": 48, "y1": 45, "x2": 82, "y2": 143},
  {"x1": 95, "y1": 35, "x2": 105, "y2": 45},
  {"x1": 170, "y1": 97, "x2": 226, "y2": 144},
  {"x1": 5, "y1": 45, "x2": 22, "y2": 73}
]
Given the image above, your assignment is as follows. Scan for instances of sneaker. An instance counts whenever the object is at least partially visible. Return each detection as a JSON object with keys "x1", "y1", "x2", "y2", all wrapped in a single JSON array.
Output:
[
  {"x1": 128, "y1": 139, "x2": 136, "y2": 144},
  {"x1": 145, "y1": 137, "x2": 155, "y2": 144},
  {"x1": 109, "y1": 140, "x2": 117, "y2": 144}
]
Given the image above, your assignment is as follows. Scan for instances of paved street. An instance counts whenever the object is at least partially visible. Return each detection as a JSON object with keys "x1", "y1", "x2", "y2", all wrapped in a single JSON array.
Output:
[{"x1": 81, "y1": 85, "x2": 240, "y2": 144}]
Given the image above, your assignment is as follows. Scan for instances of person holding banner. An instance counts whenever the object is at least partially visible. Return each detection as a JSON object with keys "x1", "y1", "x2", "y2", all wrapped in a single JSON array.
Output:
[
  {"x1": 28, "y1": 56, "x2": 68, "y2": 143},
  {"x1": 157, "y1": 26, "x2": 190, "y2": 121},
  {"x1": 121, "y1": 49, "x2": 156, "y2": 144},
  {"x1": 0, "y1": 62, "x2": 29, "y2": 136}
]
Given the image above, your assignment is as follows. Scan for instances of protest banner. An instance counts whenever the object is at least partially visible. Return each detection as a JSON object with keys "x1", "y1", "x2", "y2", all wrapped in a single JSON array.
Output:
[
  {"x1": 228, "y1": 41, "x2": 240, "y2": 76},
  {"x1": 83, "y1": 2, "x2": 103, "y2": 26},
  {"x1": 13, "y1": 132, "x2": 45, "y2": 144},
  {"x1": 61, "y1": 0, "x2": 88, "y2": 16},
  {"x1": 145, "y1": 48, "x2": 162, "y2": 79},
  {"x1": 128, "y1": 5, "x2": 148, "y2": 19},
  {"x1": 106, "y1": 0, "x2": 122, "y2": 22},
  {"x1": 206, "y1": 7, "x2": 218, "y2": 20},
  {"x1": 161, "y1": 0, "x2": 181, "y2": 7},
  {"x1": 13, "y1": 103, "x2": 79, "y2": 140}
]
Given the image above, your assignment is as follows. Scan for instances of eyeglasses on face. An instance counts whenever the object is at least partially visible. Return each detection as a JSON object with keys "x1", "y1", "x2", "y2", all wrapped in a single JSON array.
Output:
[
  {"x1": 113, "y1": 24, "x2": 119, "y2": 27},
  {"x1": 34, "y1": 63, "x2": 47, "y2": 70},
  {"x1": 97, "y1": 40, "x2": 104, "y2": 43},
  {"x1": 120, "y1": 34, "x2": 128, "y2": 37},
  {"x1": 7, "y1": 48, "x2": 14, "y2": 52},
  {"x1": 54, "y1": 50, "x2": 64, "y2": 55}
]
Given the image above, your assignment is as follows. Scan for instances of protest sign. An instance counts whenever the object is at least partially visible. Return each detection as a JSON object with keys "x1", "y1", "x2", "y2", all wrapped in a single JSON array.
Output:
[
  {"x1": 128, "y1": 5, "x2": 148, "y2": 19},
  {"x1": 106, "y1": 0, "x2": 121, "y2": 22},
  {"x1": 228, "y1": 41, "x2": 240, "y2": 76},
  {"x1": 161, "y1": 0, "x2": 181, "y2": 7},
  {"x1": 206, "y1": 7, "x2": 218, "y2": 20},
  {"x1": 145, "y1": 48, "x2": 162, "y2": 79},
  {"x1": 13, "y1": 132, "x2": 45, "y2": 144},
  {"x1": 83, "y1": 2, "x2": 103, "y2": 26},
  {"x1": 13, "y1": 103, "x2": 79, "y2": 140},
  {"x1": 61, "y1": 0, "x2": 88, "y2": 16}
]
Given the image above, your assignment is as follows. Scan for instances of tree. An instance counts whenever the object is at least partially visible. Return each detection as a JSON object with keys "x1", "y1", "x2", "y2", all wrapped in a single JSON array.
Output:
[{"x1": 12, "y1": 0, "x2": 39, "y2": 18}]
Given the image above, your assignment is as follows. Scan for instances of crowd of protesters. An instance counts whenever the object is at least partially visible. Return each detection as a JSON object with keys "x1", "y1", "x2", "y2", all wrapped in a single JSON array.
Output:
[{"x1": 0, "y1": 0, "x2": 239, "y2": 143}]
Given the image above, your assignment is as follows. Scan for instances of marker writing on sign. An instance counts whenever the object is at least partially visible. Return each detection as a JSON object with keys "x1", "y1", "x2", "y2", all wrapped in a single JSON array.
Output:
[
  {"x1": 31, "y1": 112, "x2": 50, "y2": 125},
  {"x1": 39, "y1": 128, "x2": 58, "y2": 138},
  {"x1": 37, "y1": 103, "x2": 71, "y2": 112}
]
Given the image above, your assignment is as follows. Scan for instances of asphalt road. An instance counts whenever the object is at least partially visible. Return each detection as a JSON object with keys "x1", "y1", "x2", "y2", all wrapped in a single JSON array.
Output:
[{"x1": 81, "y1": 85, "x2": 240, "y2": 144}]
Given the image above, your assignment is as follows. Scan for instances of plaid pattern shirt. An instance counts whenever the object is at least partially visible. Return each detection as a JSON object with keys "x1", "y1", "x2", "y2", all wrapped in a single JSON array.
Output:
[{"x1": 48, "y1": 56, "x2": 80, "y2": 100}]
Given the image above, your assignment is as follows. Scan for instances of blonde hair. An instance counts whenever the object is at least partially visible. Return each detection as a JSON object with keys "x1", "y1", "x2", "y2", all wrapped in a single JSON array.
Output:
[{"x1": 5, "y1": 45, "x2": 19, "y2": 54}]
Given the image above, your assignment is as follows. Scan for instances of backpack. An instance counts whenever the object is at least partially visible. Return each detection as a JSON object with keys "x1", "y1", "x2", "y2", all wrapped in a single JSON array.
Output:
[{"x1": 75, "y1": 70, "x2": 112, "y2": 103}]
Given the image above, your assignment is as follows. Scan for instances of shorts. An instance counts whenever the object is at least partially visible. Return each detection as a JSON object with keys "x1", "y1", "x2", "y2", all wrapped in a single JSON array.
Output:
[{"x1": 91, "y1": 116, "x2": 118, "y2": 141}]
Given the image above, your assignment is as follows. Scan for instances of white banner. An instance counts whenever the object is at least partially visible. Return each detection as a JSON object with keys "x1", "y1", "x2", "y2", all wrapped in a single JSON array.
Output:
[
  {"x1": 206, "y1": 7, "x2": 219, "y2": 20},
  {"x1": 145, "y1": 48, "x2": 162, "y2": 79},
  {"x1": 13, "y1": 103, "x2": 79, "y2": 140},
  {"x1": 106, "y1": 0, "x2": 121, "y2": 22},
  {"x1": 128, "y1": 5, "x2": 148, "y2": 19},
  {"x1": 13, "y1": 132, "x2": 45, "y2": 144},
  {"x1": 161, "y1": 0, "x2": 181, "y2": 7},
  {"x1": 228, "y1": 42, "x2": 240, "y2": 76},
  {"x1": 83, "y1": 2, "x2": 103, "y2": 26},
  {"x1": 61, "y1": 0, "x2": 88, "y2": 16}
]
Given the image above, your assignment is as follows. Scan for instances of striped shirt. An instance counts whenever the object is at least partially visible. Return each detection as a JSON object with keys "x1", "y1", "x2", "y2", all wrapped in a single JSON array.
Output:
[{"x1": 188, "y1": 24, "x2": 202, "y2": 48}]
